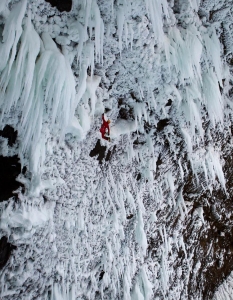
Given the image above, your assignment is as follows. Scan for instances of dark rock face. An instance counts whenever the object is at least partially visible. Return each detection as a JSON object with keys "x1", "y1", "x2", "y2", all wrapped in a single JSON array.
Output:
[
  {"x1": 0, "y1": 125, "x2": 25, "y2": 202},
  {"x1": 0, "y1": 155, "x2": 23, "y2": 202},
  {"x1": 183, "y1": 146, "x2": 233, "y2": 299},
  {"x1": 126, "y1": 214, "x2": 134, "y2": 219},
  {"x1": 136, "y1": 173, "x2": 141, "y2": 181},
  {"x1": 118, "y1": 106, "x2": 134, "y2": 120},
  {"x1": 146, "y1": 114, "x2": 233, "y2": 298},
  {"x1": 45, "y1": 0, "x2": 72, "y2": 12},
  {"x1": 99, "y1": 270, "x2": 105, "y2": 281},
  {"x1": 165, "y1": 99, "x2": 172, "y2": 107},
  {"x1": 0, "y1": 125, "x2": 17, "y2": 147},
  {"x1": 157, "y1": 119, "x2": 170, "y2": 132},
  {"x1": 154, "y1": 134, "x2": 233, "y2": 299},
  {"x1": 0, "y1": 237, "x2": 16, "y2": 269}
]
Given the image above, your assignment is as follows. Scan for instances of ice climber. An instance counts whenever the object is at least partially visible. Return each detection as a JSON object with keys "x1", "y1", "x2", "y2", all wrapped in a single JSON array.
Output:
[{"x1": 100, "y1": 113, "x2": 110, "y2": 141}]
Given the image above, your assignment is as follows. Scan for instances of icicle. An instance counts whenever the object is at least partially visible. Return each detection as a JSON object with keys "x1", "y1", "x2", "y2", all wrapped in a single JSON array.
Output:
[
  {"x1": 126, "y1": 189, "x2": 136, "y2": 211},
  {"x1": 176, "y1": 189, "x2": 187, "y2": 220},
  {"x1": 92, "y1": 0, "x2": 104, "y2": 62},
  {"x1": 141, "y1": 266, "x2": 153, "y2": 300},
  {"x1": 160, "y1": 251, "x2": 169, "y2": 296},
  {"x1": 84, "y1": 0, "x2": 92, "y2": 33},
  {"x1": 181, "y1": 128, "x2": 192, "y2": 154},
  {"x1": 0, "y1": 0, "x2": 27, "y2": 72},
  {"x1": 77, "y1": 207, "x2": 85, "y2": 230},
  {"x1": 127, "y1": 141, "x2": 135, "y2": 161},
  {"x1": 202, "y1": 160, "x2": 208, "y2": 184},
  {"x1": 117, "y1": 6, "x2": 125, "y2": 53},
  {"x1": 0, "y1": 0, "x2": 9, "y2": 18},
  {"x1": 124, "y1": 21, "x2": 129, "y2": 49},
  {"x1": 144, "y1": 0, "x2": 164, "y2": 44},
  {"x1": 163, "y1": 226, "x2": 169, "y2": 256},
  {"x1": 131, "y1": 283, "x2": 144, "y2": 300},
  {"x1": 204, "y1": 30, "x2": 222, "y2": 85},
  {"x1": 206, "y1": 147, "x2": 226, "y2": 191},
  {"x1": 194, "y1": 206, "x2": 205, "y2": 225},
  {"x1": 178, "y1": 158, "x2": 184, "y2": 181},
  {"x1": 86, "y1": 75, "x2": 101, "y2": 116},
  {"x1": 179, "y1": 236, "x2": 187, "y2": 258},
  {"x1": 76, "y1": 21, "x2": 88, "y2": 63},
  {"x1": 167, "y1": 171, "x2": 175, "y2": 205},
  {"x1": 202, "y1": 68, "x2": 223, "y2": 126},
  {"x1": 123, "y1": 266, "x2": 131, "y2": 300},
  {"x1": 135, "y1": 209, "x2": 147, "y2": 256},
  {"x1": 0, "y1": 14, "x2": 40, "y2": 121},
  {"x1": 118, "y1": 186, "x2": 126, "y2": 221},
  {"x1": 129, "y1": 22, "x2": 134, "y2": 50}
]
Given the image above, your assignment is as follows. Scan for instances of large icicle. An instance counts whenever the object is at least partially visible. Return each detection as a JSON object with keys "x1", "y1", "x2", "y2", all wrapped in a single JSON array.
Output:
[
  {"x1": 202, "y1": 68, "x2": 223, "y2": 126},
  {"x1": 145, "y1": 0, "x2": 166, "y2": 44},
  {"x1": 0, "y1": 0, "x2": 27, "y2": 72},
  {"x1": 0, "y1": 14, "x2": 40, "y2": 121}
]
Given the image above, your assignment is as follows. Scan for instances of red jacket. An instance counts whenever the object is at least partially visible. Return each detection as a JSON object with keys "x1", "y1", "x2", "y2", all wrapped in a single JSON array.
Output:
[{"x1": 100, "y1": 114, "x2": 110, "y2": 135}]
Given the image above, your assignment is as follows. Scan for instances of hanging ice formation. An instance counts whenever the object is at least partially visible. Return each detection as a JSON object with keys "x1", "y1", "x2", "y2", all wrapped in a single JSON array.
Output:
[
  {"x1": 0, "y1": 0, "x2": 105, "y2": 177},
  {"x1": 0, "y1": 0, "x2": 232, "y2": 299}
]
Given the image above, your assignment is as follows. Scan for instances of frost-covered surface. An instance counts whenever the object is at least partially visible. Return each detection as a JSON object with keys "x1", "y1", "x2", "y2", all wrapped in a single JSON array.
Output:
[{"x1": 0, "y1": 0, "x2": 233, "y2": 299}]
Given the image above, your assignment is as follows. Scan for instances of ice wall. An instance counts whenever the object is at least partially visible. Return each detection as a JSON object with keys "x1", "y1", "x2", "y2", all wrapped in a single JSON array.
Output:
[{"x1": 0, "y1": 0, "x2": 232, "y2": 299}]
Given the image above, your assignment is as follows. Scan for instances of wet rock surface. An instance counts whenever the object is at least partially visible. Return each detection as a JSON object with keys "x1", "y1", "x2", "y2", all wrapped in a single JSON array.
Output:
[
  {"x1": 157, "y1": 119, "x2": 170, "y2": 132},
  {"x1": 45, "y1": 0, "x2": 72, "y2": 12},
  {"x1": 0, "y1": 125, "x2": 17, "y2": 147},
  {"x1": 0, "y1": 237, "x2": 16, "y2": 269},
  {"x1": 0, "y1": 155, "x2": 23, "y2": 202}
]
